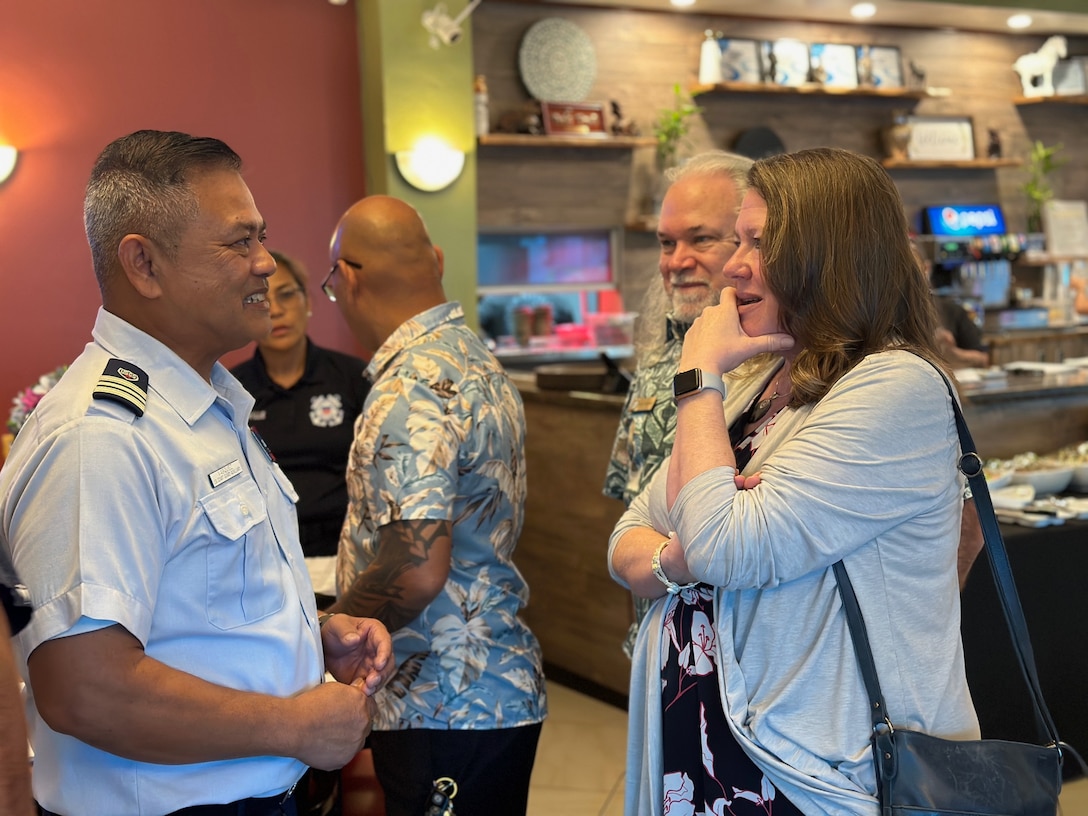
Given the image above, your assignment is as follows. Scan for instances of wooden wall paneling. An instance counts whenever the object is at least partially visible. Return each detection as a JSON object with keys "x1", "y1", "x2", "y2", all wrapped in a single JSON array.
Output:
[
  {"x1": 475, "y1": 4, "x2": 1088, "y2": 237},
  {"x1": 517, "y1": 391, "x2": 633, "y2": 696}
]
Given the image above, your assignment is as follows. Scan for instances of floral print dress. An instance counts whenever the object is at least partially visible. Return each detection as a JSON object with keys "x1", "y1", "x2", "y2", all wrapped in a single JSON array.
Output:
[{"x1": 659, "y1": 406, "x2": 803, "y2": 816}]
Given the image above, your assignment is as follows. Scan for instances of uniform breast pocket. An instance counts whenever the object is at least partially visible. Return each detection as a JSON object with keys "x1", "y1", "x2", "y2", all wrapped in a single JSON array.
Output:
[{"x1": 199, "y1": 479, "x2": 286, "y2": 630}]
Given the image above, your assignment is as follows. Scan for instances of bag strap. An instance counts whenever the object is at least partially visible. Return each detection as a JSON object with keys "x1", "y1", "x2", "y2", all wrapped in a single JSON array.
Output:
[{"x1": 832, "y1": 367, "x2": 1060, "y2": 749}]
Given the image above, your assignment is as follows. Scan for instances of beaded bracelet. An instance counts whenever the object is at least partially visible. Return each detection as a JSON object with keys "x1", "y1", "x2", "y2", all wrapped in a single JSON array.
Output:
[{"x1": 650, "y1": 538, "x2": 698, "y2": 595}]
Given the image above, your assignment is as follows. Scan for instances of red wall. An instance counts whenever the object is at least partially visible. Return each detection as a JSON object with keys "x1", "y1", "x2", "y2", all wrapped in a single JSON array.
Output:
[{"x1": 0, "y1": 0, "x2": 368, "y2": 401}]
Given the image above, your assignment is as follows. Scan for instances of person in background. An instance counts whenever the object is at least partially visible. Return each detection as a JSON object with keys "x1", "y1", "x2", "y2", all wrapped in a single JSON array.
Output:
[
  {"x1": 610, "y1": 148, "x2": 978, "y2": 814},
  {"x1": 232, "y1": 250, "x2": 369, "y2": 609},
  {"x1": 0, "y1": 129, "x2": 394, "y2": 816},
  {"x1": 1, "y1": 553, "x2": 32, "y2": 816},
  {"x1": 324, "y1": 195, "x2": 547, "y2": 816},
  {"x1": 911, "y1": 244, "x2": 989, "y2": 370},
  {"x1": 934, "y1": 297, "x2": 990, "y2": 369},
  {"x1": 602, "y1": 150, "x2": 753, "y2": 656}
]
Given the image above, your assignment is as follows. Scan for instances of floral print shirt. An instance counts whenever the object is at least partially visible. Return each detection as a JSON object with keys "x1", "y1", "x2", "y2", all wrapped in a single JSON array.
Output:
[
  {"x1": 602, "y1": 316, "x2": 689, "y2": 507},
  {"x1": 336, "y1": 302, "x2": 547, "y2": 731},
  {"x1": 603, "y1": 316, "x2": 689, "y2": 655}
]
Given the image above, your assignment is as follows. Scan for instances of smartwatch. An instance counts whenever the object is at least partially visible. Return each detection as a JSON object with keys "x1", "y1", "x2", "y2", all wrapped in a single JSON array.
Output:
[{"x1": 673, "y1": 369, "x2": 726, "y2": 402}]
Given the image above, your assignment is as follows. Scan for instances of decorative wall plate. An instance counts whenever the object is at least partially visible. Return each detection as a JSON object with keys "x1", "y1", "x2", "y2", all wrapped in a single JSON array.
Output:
[{"x1": 518, "y1": 18, "x2": 597, "y2": 103}]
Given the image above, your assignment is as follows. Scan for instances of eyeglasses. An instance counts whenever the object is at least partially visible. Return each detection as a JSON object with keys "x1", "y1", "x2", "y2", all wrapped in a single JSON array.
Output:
[
  {"x1": 268, "y1": 287, "x2": 305, "y2": 308},
  {"x1": 322, "y1": 259, "x2": 362, "y2": 302}
]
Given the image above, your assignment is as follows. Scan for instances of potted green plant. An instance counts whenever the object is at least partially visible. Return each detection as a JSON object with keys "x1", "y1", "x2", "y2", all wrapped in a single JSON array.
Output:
[
  {"x1": 1023, "y1": 140, "x2": 1065, "y2": 234},
  {"x1": 653, "y1": 84, "x2": 703, "y2": 170}
]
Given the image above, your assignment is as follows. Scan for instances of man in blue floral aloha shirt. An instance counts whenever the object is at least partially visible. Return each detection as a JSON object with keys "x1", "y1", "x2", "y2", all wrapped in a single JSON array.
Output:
[
  {"x1": 325, "y1": 195, "x2": 547, "y2": 816},
  {"x1": 602, "y1": 151, "x2": 752, "y2": 658}
]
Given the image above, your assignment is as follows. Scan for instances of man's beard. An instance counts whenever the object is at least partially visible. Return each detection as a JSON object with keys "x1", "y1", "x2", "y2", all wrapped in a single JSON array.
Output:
[{"x1": 669, "y1": 283, "x2": 721, "y2": 324}]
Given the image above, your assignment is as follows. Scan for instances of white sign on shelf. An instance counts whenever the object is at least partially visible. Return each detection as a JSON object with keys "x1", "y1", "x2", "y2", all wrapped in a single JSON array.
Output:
[{"x1": 1043, "y1": 200, "x2": 1088, "y2": 257}]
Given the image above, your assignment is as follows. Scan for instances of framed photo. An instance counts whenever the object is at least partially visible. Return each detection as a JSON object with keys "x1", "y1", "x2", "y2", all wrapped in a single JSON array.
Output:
[
  {"x1": 762, "y1": 39, "x2": 810, "y2": 87},
  {"x1": 540, "y1": 102, "x2": 607, "y2": 138},
  {"x1": 906, "y1": 115, "x2": 975, "y2": 161},
  {"x1": 810, "y1": 43, "x2": 859, "y2": 89},
  {"x1": 718, "y1": 38, "x2": 763, "y2": 84},
  {"x1": 867, "y1": 45, "x2": 904, "y2": 88}
]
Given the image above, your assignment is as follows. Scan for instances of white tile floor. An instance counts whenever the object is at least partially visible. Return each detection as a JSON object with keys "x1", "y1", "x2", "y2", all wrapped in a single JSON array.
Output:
[{"x1": 529, "y1": 681, "x2": 1088, "y2": 816}]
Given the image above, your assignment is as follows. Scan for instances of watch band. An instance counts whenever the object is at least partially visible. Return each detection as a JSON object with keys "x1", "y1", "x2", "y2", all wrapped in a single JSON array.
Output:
[
  {"x1": 651, "y1": 539, "x2": 698, "y2": 595},
  {"x1": 673, "y1": 368, "x2": 727, "y2": 402}
]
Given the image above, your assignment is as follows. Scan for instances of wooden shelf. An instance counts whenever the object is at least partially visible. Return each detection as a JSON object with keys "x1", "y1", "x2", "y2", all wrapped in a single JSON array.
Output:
[
  {"x1": 478, "y1": 133, "x2": 655, "y2": 148},
  {"x1": 1019, "y1": 253, "x2": 1088, "y2": 267},
  {"x1": 1014, "y1": 95, "x2": 1088, "y2": 106},
  {"x1": 882, "y1": 158, "x2": 1022, "y2": 169},
  {"x1": 691, "y1": 80, "x2": 931, "y2": 99}
]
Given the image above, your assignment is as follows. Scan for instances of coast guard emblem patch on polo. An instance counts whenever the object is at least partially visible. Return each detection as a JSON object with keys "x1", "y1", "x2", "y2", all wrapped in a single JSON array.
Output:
[
  {"x1": 309, "y1": 394, "x2": 344, "y2": 428},
  {"x1": 93, "y1": 358, "x2": 149, "y2": 417}
]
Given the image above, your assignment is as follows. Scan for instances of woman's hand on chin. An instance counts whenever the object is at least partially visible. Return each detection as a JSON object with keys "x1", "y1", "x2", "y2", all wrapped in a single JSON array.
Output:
[{"x1": 680, "y1": 289, "x2": 795, "y2": 374}]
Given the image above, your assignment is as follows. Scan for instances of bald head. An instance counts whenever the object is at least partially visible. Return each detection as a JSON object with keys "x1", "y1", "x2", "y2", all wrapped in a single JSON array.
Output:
[{"x1": 329, "y1": 195, "x2": 447, "y2": 353}]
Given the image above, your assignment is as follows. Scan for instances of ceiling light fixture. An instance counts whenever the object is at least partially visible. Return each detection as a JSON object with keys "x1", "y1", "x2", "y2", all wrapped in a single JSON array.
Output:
[
  {"x1": 670, "y1": 0, "x2": 696, "y2": 7},
  {"x1": 422, "y1": 0, "x2": 482, "y2": 48},
  {"x1": 1007, "y1": 13, "x2": 1033, "y2": 30},
  {"x1": 851, "y1": 3, "x2": 877, "y2": 19}
]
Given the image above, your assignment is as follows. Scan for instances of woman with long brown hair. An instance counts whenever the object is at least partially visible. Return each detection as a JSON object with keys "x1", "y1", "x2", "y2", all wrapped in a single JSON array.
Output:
[{"x1": 610, "y1": 148, "x2": 978, "y2": 815}]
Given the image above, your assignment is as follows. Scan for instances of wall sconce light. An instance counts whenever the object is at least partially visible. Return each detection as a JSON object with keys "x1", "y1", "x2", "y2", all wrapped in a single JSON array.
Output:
[
  {"x1": 394, "y1": 136, "x2": 465, "y2": 192},
  {"x1": 0, "y1": 145, "x2": 17, "y2": 185}
]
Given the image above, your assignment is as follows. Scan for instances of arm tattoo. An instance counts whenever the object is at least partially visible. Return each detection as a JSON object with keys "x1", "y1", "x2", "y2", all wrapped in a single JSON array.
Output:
[{"x1": 338, "y1": 519, "x2": 452, "y2": 632}]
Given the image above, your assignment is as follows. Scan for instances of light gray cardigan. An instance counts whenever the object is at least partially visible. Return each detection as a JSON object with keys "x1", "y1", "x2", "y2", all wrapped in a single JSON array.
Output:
[{"x1": 609, "y1": 350, "x2": 980, "y2": 816}]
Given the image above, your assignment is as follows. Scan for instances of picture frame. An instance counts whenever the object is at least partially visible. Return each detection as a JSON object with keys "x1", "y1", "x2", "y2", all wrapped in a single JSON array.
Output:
[
  {"x1": 810, "y1": 43, "x2": 859, "y2": 89},
  {"x1": 718, "y1": 37, "x2": 763, "y2": 84},
  {"x1": 906, "y1": 115, "x2": 976, "y2": 161},
  {"x1": 540, "y1": 101, "x2": 608, "y2": 138},
  {"x1": 762, "y1": 39, "x2": 810, "y2": 87},
  {"x1": 863, "y1": 45, "x2": 904, "y2": 88}
]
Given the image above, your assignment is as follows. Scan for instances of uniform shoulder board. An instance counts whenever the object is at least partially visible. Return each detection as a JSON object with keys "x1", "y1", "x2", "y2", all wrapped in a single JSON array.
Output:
[{"x1": 93, "y1": 358, "x2": 149, "y2": 417}]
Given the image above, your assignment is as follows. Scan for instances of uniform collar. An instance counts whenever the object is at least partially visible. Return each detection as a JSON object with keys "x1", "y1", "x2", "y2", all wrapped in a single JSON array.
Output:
[
  {"x1": 92, "y1": 307, "x2": 254, "y2": 427},
  {"x1": 252, "y1": 337, "x2": 319, "y2": 391}
]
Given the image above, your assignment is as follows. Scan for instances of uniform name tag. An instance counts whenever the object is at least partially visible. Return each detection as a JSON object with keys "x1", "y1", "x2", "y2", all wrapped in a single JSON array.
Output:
[
  {"x1": 209, "y1": 460, "x2": 243, "y2": 488},
  {"x1": 630, "y1": 396, "x2": 657, "y2": 413}
]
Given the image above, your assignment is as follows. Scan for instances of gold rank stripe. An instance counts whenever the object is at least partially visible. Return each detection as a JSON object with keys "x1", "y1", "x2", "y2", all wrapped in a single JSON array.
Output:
[{"x1": 94, "y1": 375, "x2": 148, "y2": 410}]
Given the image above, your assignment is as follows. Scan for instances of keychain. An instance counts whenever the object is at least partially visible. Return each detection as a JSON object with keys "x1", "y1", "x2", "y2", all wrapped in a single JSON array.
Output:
[{"x1": 423, "y1": 776, "x2": 458, "y2": 816}]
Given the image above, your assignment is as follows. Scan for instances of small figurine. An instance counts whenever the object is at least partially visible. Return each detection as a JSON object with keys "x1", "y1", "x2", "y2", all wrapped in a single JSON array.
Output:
[
  {"x1": 857, "y1": 46, "x2": 873, "y2": 87},
  {"x1": 764, "y1": 51, "x2": 778, "y2": 85},
  {"x1": 908, "y1": 60, "x2": 927, "y2": 90},
  {"x1": 495, "y1": 102, "x2": 544, "y2": 135},
  {"x1": 610, "y1": 100, "x2": 640, "y2": 137},
  {"x1": 987, "y1": 129, "x2": 1002, "y2": 159},
  {"x1": 1013, "y1": 35, "x2": 1067, "y2": 97}
]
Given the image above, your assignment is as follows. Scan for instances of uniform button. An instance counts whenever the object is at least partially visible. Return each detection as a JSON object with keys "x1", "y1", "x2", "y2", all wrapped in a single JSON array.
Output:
[{"x1": 240, "y1": 504, "x2": 250, "y2": 516}]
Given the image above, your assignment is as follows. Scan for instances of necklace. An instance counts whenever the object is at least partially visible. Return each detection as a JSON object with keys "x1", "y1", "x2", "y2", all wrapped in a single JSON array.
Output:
[{"x1": 746, "y1": 379, "x2": 787, "y2": 425}]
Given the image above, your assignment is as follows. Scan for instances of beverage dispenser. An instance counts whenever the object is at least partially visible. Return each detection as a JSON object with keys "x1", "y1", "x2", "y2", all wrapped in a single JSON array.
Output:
[{"x1": 914, "y1": 204, "x2": 1032, "y2": 329}]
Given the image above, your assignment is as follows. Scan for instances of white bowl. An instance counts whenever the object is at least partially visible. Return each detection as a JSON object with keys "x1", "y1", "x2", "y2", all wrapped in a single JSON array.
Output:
[
  {"x1": 1070, "y1": 463, "x2": 1088, "y2": 493},
  {"x1": 984, "y1": 468, "x2": 1014, "y2": 490},
  {"x1": 1010, "y1": 466, "x2": 1074, "y2": 495}
]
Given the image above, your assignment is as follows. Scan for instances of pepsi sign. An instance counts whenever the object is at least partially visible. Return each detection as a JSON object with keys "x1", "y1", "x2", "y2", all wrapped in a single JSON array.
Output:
[{"x1": 924, "y1": 204, "x2": 1006, "y2": 237}]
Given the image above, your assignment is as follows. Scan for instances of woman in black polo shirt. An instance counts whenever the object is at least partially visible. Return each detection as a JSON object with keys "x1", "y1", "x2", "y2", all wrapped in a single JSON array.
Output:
[{"x1": 232, "y1": 251, "x2": 369, "y2": 607}]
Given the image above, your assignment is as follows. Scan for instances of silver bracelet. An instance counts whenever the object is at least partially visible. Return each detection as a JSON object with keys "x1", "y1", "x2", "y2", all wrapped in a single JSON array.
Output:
[{"x1": 651, "y1": 539, "x2": 698, "y2": 595}]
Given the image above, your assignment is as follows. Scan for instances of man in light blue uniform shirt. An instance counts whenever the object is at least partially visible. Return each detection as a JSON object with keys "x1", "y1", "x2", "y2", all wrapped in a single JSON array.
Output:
[{"x1": 0, "y1": 130, "x2": 394, "y2": 816}]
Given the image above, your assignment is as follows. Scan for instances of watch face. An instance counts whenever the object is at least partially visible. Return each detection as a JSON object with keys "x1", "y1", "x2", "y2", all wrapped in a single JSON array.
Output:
[{"x1": 673, "y1": 369, "x2": 701, "y2": 399}]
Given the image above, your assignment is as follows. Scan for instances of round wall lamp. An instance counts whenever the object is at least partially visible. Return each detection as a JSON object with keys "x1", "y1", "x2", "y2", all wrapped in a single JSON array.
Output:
[
  {"x1": 0, "y1": 145, "x2": 17, "y2": 184},
  {"x1": 394, "y1": 136, "x2": 466, "y2": 192}
]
